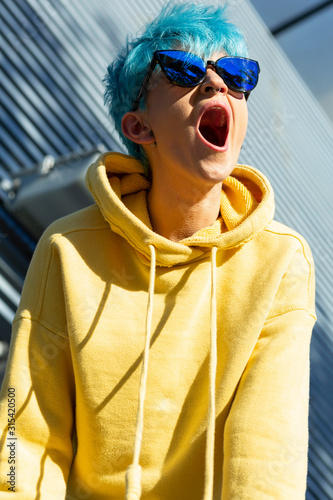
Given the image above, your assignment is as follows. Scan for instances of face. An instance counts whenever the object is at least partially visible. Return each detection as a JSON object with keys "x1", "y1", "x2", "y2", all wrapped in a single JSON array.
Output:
[{"x1": 139, "y1": 53, "x2": 248, "y2": 191}]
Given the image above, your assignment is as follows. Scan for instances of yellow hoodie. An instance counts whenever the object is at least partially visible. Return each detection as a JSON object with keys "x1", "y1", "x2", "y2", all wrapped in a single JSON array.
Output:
[{"x1": 0, "y1": 152, "x2": 316, "y2": 499}]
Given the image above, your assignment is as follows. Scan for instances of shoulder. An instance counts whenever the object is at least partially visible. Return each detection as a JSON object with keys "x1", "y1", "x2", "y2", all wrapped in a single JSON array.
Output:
[
  {"x1": 14, "y1": 205, "x2": 111, "y2": 328},
  {"x1": 261, "y1": 220, "x2": 316, "y2": 319},
  {"x1": 262, "y1": 220, "x2": 314, "y2": 262},
  {"x1": 21, "y1": 204, "x2": 110, "y2": 300}
]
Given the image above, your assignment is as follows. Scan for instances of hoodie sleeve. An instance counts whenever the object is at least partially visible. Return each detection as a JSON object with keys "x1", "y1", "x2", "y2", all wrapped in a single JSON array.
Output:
[
  {"x1": 0, "y1": 231, "x2": 75, "y2": 498},
  {"x1": 222, "y1": 236, "x2": 316, "y2": 500}
]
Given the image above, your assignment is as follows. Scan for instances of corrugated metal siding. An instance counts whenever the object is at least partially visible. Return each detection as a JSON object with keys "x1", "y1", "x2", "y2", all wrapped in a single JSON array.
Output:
[
  {"x1": 0, "y1": 204, "x2": 34, "y2": 380},
  {"x1": 0, "y1": 0, "x2": 122, "y2": 179},
  {"x1": 1, "y1": 0, "x2": 333, "y2": 498}
]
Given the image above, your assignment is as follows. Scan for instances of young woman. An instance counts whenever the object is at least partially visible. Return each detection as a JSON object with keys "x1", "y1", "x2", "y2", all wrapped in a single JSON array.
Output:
[{"x1": 0, "y1": 2, "x2": 316, "y2": 499}]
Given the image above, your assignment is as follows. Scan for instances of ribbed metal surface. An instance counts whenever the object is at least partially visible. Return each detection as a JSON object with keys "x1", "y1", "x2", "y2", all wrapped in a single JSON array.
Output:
[
  {"x1": 0, "y1": 1, "x2": 332, "y2": 498},
  {"x1": 0, "y1": 0, "x2": 122, "y2": 180},
  {"x1": 0, "y1": 204, "x2": 34, "y2": 381},
  {"x1": 0, "y1": 204, "x2": 33, "y2": 338}
]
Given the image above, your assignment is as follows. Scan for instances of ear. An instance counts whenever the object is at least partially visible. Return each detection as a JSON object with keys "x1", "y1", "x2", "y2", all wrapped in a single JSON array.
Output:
[{"x1": 121, "y1": 111, "x2": 155, "y2": 145}]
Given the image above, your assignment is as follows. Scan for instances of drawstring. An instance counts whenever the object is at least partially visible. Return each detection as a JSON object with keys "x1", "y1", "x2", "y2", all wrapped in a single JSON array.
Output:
[
  {"x1": 125, "y1": 245, "x2": 218, "y2": 500},
  {"x1": 203, "y1": 247, "x2": 218, "y2": 500},
  {"x1": 126, "y1": 245, "x2": 156, "y2": 500}
]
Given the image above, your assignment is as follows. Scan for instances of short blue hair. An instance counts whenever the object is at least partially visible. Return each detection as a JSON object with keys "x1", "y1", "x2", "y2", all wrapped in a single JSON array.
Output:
[{"x1": 104, "y1": 1, "x2": 248, "y2": 170}]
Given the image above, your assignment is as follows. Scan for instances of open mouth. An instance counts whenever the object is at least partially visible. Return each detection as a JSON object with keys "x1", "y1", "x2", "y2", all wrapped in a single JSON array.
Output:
[{"x1": 198, "y1": 107, "x2": 229, "y2": 149}]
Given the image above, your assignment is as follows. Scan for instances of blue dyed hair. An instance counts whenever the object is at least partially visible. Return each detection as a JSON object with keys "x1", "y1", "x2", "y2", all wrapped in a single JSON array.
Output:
[{"x1": 104, "y1": 1, "x2": 248, "y2": 171}]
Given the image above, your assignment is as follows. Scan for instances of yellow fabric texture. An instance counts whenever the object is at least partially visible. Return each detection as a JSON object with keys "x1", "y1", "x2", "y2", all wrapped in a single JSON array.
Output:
[{"x1": 0, "y1": 152, "x2": 316, "y2": 499}]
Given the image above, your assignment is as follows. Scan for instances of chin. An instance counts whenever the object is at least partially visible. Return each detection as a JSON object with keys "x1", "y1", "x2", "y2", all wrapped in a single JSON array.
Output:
[{"x1": 198, "y1": 155, "x2": 237, "y2": 184}]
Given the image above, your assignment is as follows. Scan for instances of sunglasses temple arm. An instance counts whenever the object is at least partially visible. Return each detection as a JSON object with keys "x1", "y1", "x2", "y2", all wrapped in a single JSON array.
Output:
[{"x1": 132, "y1": 57, "x2": 158, "y2": 111}]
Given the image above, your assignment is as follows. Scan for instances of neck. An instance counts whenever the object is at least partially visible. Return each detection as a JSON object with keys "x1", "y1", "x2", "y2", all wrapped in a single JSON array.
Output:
[{"x1": 147, "y1": 175, "x2": 222, "y2": 243}]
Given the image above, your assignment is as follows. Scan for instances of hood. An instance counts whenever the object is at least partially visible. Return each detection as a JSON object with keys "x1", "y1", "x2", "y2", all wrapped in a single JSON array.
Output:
[{"x1": 86, "y1": 152, "x2": 275, "y2": 267}]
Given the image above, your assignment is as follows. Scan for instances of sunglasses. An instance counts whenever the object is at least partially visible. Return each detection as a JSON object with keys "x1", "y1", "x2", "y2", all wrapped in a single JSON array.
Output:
[{"x1": 132, "y1": 50, "x2": 260, "y2": 110}]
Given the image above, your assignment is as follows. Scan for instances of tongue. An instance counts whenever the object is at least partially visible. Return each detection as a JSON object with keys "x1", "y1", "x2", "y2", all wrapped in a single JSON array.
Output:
[{"x1": 199, "y1": 109, "x2": 227, "y2": 147}]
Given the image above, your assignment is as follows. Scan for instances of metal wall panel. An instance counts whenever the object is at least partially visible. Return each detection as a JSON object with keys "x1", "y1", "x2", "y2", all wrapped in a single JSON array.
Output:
[
  {"x1": 0, "y1": 0, "x2": 122, "y2": 179},
  {"x1": 1, "y1": 0, "x2": 332, "y2": 498}
]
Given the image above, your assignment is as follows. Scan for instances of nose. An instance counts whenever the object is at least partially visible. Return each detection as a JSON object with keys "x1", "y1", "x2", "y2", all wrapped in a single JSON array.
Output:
[{"x1": 200, "y1": 66, "x2": 228, "y2": 96}]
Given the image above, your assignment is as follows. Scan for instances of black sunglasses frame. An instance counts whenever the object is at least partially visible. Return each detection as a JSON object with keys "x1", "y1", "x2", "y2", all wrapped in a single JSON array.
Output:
[{"x1": 132, "y1": 50, "x2": 260, "y2": 110}]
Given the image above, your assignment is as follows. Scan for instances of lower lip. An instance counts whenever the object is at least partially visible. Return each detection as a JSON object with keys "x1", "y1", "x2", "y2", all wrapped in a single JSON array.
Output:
[{"x1": 197, "y1": 128, "x2": 229, "y2": 152}]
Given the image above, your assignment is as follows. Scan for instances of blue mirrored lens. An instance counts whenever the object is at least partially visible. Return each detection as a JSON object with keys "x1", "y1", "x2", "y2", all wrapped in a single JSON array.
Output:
[
  {"x1": 155, "y1": 51, "x2": 259, "y2": 93},
  {"x1": 157, "y1": 51, "x2": 205, "y2": 86},
  {"x1": 216, "y1": 57, "x2": 259, "y2": 92}
]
